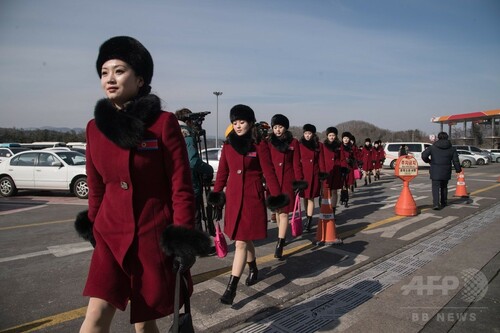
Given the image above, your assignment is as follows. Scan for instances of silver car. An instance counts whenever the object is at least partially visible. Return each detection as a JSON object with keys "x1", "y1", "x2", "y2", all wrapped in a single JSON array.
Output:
[{"x1": 457, "y1": 150, "x2": 488, "y2": 166}]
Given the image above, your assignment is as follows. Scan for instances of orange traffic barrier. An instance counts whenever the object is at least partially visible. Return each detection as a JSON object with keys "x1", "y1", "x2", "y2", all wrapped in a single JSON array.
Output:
[
  {"x1": 394, "y1": 179, "x2": 418, "y2": 216},
  {"x1": 316, "y1": 183, "x2": 342, "y2": 245},
  {"x1": 454, "y1": 171, "x2": 469, "y2": 198}
]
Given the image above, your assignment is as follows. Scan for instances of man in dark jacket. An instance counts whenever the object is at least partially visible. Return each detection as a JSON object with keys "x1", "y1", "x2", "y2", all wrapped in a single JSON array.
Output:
[
  {"x1": 422, "y1": 132, "x2": 462, "y2": 210},
  {"x1": 175, "y1": 108, "x2": 214, "y2": 230}
]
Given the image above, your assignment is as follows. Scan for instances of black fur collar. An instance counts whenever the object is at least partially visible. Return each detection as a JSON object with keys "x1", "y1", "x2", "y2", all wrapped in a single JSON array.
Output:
[
  {"x1": 269, "y1": 131, "x2": 292, "y2": 153},
  {"x1": 94, "y1": 94, "x2": 162, "y2": 149},
  {"x1": 342, "y1": 142, "x2": 352, "y2": 152},
  {"x1": 324, "y1": 139, "x2": 340, "y2": 152},
  {"x1": 300, "y1": 136, "x2": 319, "y2": 151},
  {"x1": 227, "y1": 131, "x2": 254, "y2": 155}
]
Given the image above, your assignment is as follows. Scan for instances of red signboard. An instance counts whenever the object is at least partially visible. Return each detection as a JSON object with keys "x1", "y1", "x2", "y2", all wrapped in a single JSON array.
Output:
[{"x1": 394, "y1": 155, "x2": 418, "y2": 181}]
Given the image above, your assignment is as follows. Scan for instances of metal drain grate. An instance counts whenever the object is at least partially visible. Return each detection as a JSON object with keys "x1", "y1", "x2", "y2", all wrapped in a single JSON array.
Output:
[{"x1": 237, "y1": 204, "x2": 500, "y2": 333}]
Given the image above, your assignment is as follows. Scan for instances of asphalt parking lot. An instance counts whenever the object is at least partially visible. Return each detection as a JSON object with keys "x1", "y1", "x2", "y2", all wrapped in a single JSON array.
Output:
[{"x1": 0, "y1": 164, "x2": 499, "y2": 332}]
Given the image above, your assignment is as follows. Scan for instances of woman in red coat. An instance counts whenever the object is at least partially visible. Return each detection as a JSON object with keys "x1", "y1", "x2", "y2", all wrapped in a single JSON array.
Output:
[
  {"x1": 267, "y1": 114, "x2": 305, "y2": 258},
  {"x1": 299, "y1": 124, "x2": 321, "y2": 232},
  {"x1": 372, "y1": 140, "x2": 385, "y2": 180},
  {"x1": 208, "y1": 105, "x2": 288, "y2": 305},
  {"x1": 75, "y1": 36, "x2": 209, "y2": 332},
  {"x1": 320, "y1": 127, "x2": 342, "y2": 214},
  {"x1": 360, "y1": 138, "x2": 375, "y2": 185},
  {"x1": 338, "y1": 132, "x2": 356, "y2": 207}
]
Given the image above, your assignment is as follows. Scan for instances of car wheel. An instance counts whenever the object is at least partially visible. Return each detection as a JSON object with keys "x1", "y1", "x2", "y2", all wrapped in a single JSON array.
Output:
[
  {"x1": 496, "y1": 157, "x2": 500, "y2": 163},
  {"x1": 389, "y1": 160, "x2": 397, "y2": 169},
  {"x1": 477, "y1": 158, "x2": 485, "y2": 165},
  {"x1": 73, "y1": 177, "x2": 89, "y2": 199},
  {"x1": 0, "y1": 176, "x2": 18, "y2": 197},
  {"x1": 461, "y1": 160, "x2": 472, "y2": 168}
]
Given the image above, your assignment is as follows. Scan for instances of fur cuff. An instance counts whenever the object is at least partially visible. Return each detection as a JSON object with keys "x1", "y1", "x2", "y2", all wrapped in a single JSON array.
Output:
[
  {"x1": 207, "y1": 191, "x2": 226, "y2": 207},
  {"x1": 319, "y1": 172, "x2": 329, "y2": 181},
  {"x1": 161, "y1": 225, "x2": 212, "y2": 257},
  {"x1": 75, "y1": 210, "x2": 96, "y2": 247},
  {"x1": 292, "y1": 180, "x2": 308, "y2": 191},
  {"x1": 266, "y1": 193, "x2": 290, "y2": 211}
]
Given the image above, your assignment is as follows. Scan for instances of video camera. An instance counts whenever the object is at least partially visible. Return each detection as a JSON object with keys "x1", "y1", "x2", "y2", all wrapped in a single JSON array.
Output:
[{"x1": 187, "y1": 111, "x2": 211, "y2": 137}]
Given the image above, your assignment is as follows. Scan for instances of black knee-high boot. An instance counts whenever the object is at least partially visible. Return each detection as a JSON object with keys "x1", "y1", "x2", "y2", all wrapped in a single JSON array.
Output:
[
  {"x1": 304, "y1": 215, "x2": 313, "y2": 232},
  {"x1": 274, "y1": 238, "x2": 286, "y2": 258},
  {"x1": 245, "y1": 260, "x2": 259, "y2": 286},
  {"x1": 220, "y1": 275, "x2": 240, "y2": 305}
]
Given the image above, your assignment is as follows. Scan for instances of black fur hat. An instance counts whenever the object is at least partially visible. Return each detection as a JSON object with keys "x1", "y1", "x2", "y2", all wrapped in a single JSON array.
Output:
[
  {"x1": 326, "y1": 127, "x2": 338, "y2": 135},
  {"x1": 303, "y1": 124, "x2": 316, "y2": 134},
  {"x1": 364, "y1": 138, "x2": 371, "y2": 143},
  {"x1": 96, "y1": 36, "x2": 154, "y2": 87},
  {"x1": 271, "y1": 114, "x2": 289, "y2": 129},
  {"x1": 230, "y1": 104, "x2": 256, "y2": 123},
  {"x1": 341, "y1": 131, "x2": 352, "y2": 139}
]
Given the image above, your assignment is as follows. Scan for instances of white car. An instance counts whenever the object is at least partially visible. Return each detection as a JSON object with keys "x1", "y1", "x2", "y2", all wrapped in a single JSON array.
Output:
[
  {"x1": 456, "y1": 151, "x2": 477, "y2": 168},
  {"x1": 201, "y1": 148, "x2": 222, "y2": 181},
  {"x1": 456, "y1": 150, "x2": 489, "y2": 165},
  {"x1": 0, "y1": 150, "x2": 88, "y2": 198},
  {"x1": 486, "y1": 149, "x2": 500, "y2": 163}
]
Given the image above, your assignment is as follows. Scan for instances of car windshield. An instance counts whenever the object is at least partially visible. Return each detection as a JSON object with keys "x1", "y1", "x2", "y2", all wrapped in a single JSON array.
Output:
[{"x1": 55, "y1": 151, "x2": 86, "y2": 165}]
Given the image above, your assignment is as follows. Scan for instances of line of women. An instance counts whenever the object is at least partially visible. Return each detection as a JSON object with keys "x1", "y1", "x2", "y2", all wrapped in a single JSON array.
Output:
[{"x1": 207, "y1": 110, "x2": 386, "y2": 306}]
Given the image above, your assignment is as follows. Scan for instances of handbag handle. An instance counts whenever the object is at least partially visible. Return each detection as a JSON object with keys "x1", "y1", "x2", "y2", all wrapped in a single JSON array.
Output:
[{"x1": 292, "y1": 192, "x2": 301, "y2": 217}]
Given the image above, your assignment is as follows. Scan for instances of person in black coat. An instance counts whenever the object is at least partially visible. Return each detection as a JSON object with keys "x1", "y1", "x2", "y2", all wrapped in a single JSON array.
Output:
[{"x1": 421, "y1": 132, "x2": 462, "y2": 210}]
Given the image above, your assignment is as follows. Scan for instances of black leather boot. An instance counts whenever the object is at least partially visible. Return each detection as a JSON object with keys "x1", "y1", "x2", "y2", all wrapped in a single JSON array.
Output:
[
  {"x1": 220, "y1": 275, "x2": 240, "y2": 305},
  {"x1": 245, "y1": 260, "x2": 259, "y2": 286},
  {"x1": 274, "y1": 238, "x2": 286, "y2": 258},
  {"x1": 304, "y1": 216, "x2": 313, "y2": 232}
]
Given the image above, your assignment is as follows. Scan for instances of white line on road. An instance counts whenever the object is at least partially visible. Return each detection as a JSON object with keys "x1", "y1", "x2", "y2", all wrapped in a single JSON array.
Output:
[{"x1": 0, "y1": 242, "x2": 93, "y2": 263}]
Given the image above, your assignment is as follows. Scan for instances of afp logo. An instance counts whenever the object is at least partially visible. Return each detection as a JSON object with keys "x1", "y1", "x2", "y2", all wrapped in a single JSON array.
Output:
[{"x1": 401, "y1": 268, "x2": 488, "y2": 302}]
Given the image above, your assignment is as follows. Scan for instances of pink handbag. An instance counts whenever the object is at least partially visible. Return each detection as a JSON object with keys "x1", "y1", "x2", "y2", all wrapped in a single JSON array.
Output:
[
  {"x1": 291, "y1": 193, "x2": 303, "y2": 237},
  {"x1": 214, "y1": 222, "x2": 228, "y2": 258},
  {"x1": 354, "y1": 168, "x2": 362, "y2": 180}
]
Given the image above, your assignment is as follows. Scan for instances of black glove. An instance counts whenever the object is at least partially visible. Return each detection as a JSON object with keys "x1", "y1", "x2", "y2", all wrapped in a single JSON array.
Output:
[
  {"x1": 318, "y1": 172, "x2": 329, "y2": 181},
  {"x1": 160, "y1": 225, "x2": 212, "y2": 272}
]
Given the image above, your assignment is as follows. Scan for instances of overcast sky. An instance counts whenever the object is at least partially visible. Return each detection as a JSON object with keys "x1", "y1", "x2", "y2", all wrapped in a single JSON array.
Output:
[{"x1": 1, "y1": 0, "x2": 499, "y2": 138}]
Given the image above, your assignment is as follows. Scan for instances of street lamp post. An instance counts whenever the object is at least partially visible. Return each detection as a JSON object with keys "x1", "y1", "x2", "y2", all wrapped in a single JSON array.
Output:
[{"x1": 213, "y1": 91, "x2": 223, "y2": 148}]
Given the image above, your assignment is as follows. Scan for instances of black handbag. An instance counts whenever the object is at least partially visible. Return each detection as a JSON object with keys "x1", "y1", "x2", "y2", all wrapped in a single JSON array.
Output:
[{"x1": 168, "y1": 270, "x2": 194, "y2": 333}]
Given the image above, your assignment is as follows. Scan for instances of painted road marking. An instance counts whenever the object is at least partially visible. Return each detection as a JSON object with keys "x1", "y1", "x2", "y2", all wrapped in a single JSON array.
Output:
[
  {"x1": 0, "y1": 242, "x2": 93, "y2": 263},
  {"x1": 398, "y1": 215, "x2": 458, "y2": 241},
  {"x1": 362, "y1": 213, "x2": 438, "y2": 238},
  {"x1": 0, "y1": 219, "x2": 72, "y2": 231}
]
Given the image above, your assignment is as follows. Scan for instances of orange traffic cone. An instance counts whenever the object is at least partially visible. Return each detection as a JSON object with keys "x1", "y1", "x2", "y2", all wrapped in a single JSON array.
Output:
[
  {"x1": 316, "y1": 183, "x2": 342, "y2": 245},
  {"x1": 394, "y1": 180, "x2": 418, "y2": 216},
  {"x1": 454, "y1": 171, "x2": 469, "y2": 198}
]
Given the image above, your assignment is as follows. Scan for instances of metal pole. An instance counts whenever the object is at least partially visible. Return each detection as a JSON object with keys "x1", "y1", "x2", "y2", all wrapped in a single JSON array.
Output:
[{"x1": 213, "y1": 91, "x2": 223, "y2": 147}]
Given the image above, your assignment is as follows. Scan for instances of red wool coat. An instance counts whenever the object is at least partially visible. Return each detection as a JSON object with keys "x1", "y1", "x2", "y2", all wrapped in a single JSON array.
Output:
[
  {"x1": 84, "y1": 105, "x2": 194, "y2": 323},
  {"x1": 339, "y1": 143, "x2": 355, "y2": 187},
  {"x1": 360, "y1": 145, "x2": 375, "y2": 171},
  {"x1": 320, "y1": 142, "x2": 343, "y2": 190},
  {"x1": 373, "y1": 146, "x2": 386, "y2": 169},
  {"x1": 299, "y1": 140, "x2": 321, "y2": 198},
  {"x1": 213, "y1": 140, "x2": 282, "y2": 240},
  {"x1": 268, "y1": 137, "x2": 303, "y2": 213}
]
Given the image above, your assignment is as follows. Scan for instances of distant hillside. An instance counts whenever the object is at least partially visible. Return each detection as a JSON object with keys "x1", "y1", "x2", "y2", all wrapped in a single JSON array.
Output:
[
  {"x1": 0, "y1": 127, "x2": 86, "y2": 143},
  {"x1": 289, "y1": 120, "x2": 429, "y2": 143}
]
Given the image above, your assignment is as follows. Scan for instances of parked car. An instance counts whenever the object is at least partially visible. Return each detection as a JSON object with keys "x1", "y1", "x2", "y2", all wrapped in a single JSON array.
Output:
[
  {"x1": 0, "y1": 150, "x2": 88, "y2": 198},
  {"x1": 201, "y1": 148, "x2": 222, "y2": 181},
  {"x1": 383, "y1": 142, "x2": 432, "y2": 169},
  {"x1": 456, "y1": 150, "x2": 489, "y2": 165},
  {"x1": 485, "y1": 149, "x2": 500, "y2": 163},
  {"x1": 0, "y1": 147, "x2": 31, "y2": 163},
  {"x1": 453, "y1": 145, "x2": 491, "y2": 163},
  {"x1": 456, "y1": 151, "x2": 477, "y2": 168}
]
